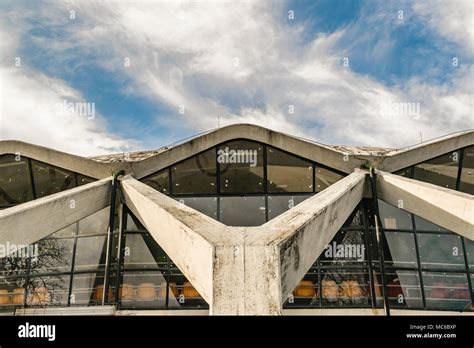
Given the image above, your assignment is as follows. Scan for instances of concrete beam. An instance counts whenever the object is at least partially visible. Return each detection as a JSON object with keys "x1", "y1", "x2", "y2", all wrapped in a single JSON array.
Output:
[
  {"x1": 119, "y1": 176, "x2": 229, "y2": 304},
  {"x1": 376, "y1": 171, "x2": 474, "y2": 240},
  {"x1": 0, "y1": 178, "x2": 112, "y2": 251}
]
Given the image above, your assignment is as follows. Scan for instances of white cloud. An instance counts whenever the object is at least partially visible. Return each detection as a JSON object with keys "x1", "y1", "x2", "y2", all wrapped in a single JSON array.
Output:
[{"x1": 1, "y1": 0, "x2": 473, "y2": 153}]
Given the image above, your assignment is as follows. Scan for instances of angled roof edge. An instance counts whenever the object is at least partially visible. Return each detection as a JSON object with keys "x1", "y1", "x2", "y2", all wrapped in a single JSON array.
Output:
[{"x1": 1, "y1": 125, "x2": 473, "y2": 178}]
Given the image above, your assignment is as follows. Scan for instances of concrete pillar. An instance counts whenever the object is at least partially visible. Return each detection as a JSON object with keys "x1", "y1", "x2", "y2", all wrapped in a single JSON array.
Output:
[{"x1": 376, "y1": 170, "x2": 474, "y2": 240}]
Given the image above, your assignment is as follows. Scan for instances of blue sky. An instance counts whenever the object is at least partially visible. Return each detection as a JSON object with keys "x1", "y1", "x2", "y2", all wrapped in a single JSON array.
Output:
[{"x1": 0, "y1": 0, "x2": 472, "y2": 155}]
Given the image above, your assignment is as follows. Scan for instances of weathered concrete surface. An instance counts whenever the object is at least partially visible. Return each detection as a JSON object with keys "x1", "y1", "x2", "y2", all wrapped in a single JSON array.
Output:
[
  {"x1": 120, "y1": 176, "x2": 229, "y2": 304},
  {"x1": 376, "y1": 170, "x2": 474, "y2": 240},
  {"x1": 263, "y1": 171, "x2": 367, "y2": 302},
  {"x1": 0, "y1": 140, "x2": 115, "y2": 178},
  {"x1": 0, "y1": 178, "x2": 112, "y2": 251}
]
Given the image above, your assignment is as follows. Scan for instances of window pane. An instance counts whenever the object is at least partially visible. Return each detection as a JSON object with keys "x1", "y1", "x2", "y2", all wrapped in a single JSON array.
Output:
[
  {"x1": 418, "y1": 233, "x2": 465, "y2": 270},
  {"x1": 319, "y1": 230, "x2": 367, "y2": 266},
  {"x1": 142, "y1": 169, "x2": 169, "y2": 194},
  {"x1": 0, "y1": 277, "x2": 26, "y2": 307},
  {"x1": 283, "y1": 268, "x2": 319, "y2": 308},
  {"x1": 125, "y1": 213, "x2": 146, "y2": 232},
  {"x1": 29, "y1": 239, "x2": 74, "y2": 275},
  {"x1": 168, "y1": 271, "x2": 208, "y2": 309},
  {"x1": 378, "y1": 200, "x2": 412, "y2": 230},
  {"x1": 422, "y1": 272, "x2": 471, "y2": 310},
  {"x1": 315, "y1": 167, "x2": 344, "y2": 192},
  {"x1": 31, "y1": 160, "x2": 76, "y2": 198},
  {"x1": 76, "y1": 174, "x2": 95, "y2": 186},
  {"x1": 0, "y1": 245, "x2": 32, "y2": 277},
  {"x1": 173, "y1": 197, "x2": 218, "y2": 220},
  {"x1": 465, "y1": 238, "x2": 474, "y2": 270},
  {"x1": 394, "y1": 167, "x2": 413, "y2": 178},
  {"x1": 172, "y1": 149, "x2": 216, "y2": 194},
  {"x1": 320, "y1": 268, "x2": 370, "y2": 307},
  {"x1": 267, "y1": 195, "x2": 312, "y2": 220},
  {"x1": 26, "y1": 275, "x2": 70, "y2": 306},
  {"x1": 0, "y1": 154, "x2": 33, "y2": 205},
  {"x1": 120, "y1": 271, "x2": 168, "y2": 309},
  {"x1": 460, "y1": 146, "x2": 474, "y2": 194},
  {"x1": 70, "y1": 273, "x2": 107, "y2": 306},
  {"x1": 375, "y1": 270, "x2": 423, "y2": 309},
  {"x1": 382, "y1": 232, "x2": 417, "y2": 268},
  {"x1": 219, "y1": 141, "x2": 264, "y2": 194},
  {"x1": 77, "y1": 207, "x2": 110, "y2": 236},
  {"x1": 414, "y1": 216, "x2": 447, "y2": 232},
  {"x1": 220, "y1": 196, "x2": 266, "y2": 226},
  {"x1": 49, "y1": 223, "x2": 77, "y2": 238},
  {"x1": 267, "y1": 147, "x2": 313, "y2": 193},
  {"x1": 74, "y1": 236, "x2": 107, "y2": 271},
  {"x1": 123, "y1": 233, "x2": 167, "y2": 269},
  {"x1": 413, "y1": 151, "x2": 460, "y2": 189}
]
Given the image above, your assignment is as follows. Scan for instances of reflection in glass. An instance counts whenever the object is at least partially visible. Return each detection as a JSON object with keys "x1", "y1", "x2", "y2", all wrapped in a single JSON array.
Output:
[
  {"x1": 422, "y1": 272, "x2": 471, "y2": 310},
  {"x1": 315, "y1": 167, "x2": 344, "y2": 192},
  {"x1": 413, "y1": 151, "x2": 459, "y2": 189},
  {"x1": 417, "y1": 234, "x2": 465, "y2": 270},
  {"x1": 0, "y1": 155, "x2": 33, "y2": 205},
  {"x1": 465, "y1": 238, "x2": 474, "y2": 270},
  {"x1": 267, "y1": 147, "x2": 313, "y2": 193},
  {"x1": 320, "y1": 268, "x2": 370, "y2": 306},
  {"x1": 172, "y1": 148, "x2": 216, "y2": 194},
  {"x1": 319, "y1": 230, "x2": 367, "y2": 266},
  {"x1": 31, "y1": 160, "x2": 76, "y2": 198},
  {"x1": 173, "y1": 197, "x2": 218, "y2": 220},
  {"x1": 283, "y1": 269, "x2": 319, "y2": 308},
  {"x1": 460, "y1": 146, "x2": 474, "y2": 194},
  {"x1": 267, "y1": 195, "x2": 312, "y2": 220},
  {"x1": 70, "y1": 273, "x2": 107, "y2": 306},
  {"x1": 74, "y1": 236, "x2": 107, "y2": 271},
  {"x1": 123, "y1": 233, "x2": 167, "y2": 269},
  {"x1": 76, "y1": 174, "x2": 95, "y2": 187},
  {"x1": 219, "y1": 141, "x2": 264, "y2": 194},
  {"x1": 378, "y1": 200, "x2": 412, "y2": 230},
  {"x1": 383, "y1": 232, "x2": 417, "y2": 268},
  {"x1": 120, "y1": 271, "x2": 168, "y2": 309},
  {"x1": 142, "y1": 169, "x2": 169, "y2": 194},
  {"x1": 414, "y1": 216, "x2": 447, "y2": 232},
  {"x1": 29, "y1": 239, "x2": 74, "y2": 275},
  {"x1": 0, "y1": 277, "x2": 26, "y2": 307},
  {"x1": 77, "y1": 207, "x2": 110, "y2": 236},
  {"x1": 375, "y1": 270, "x2": 423, "y2": 309},
  {"x1": 26, "y1": 275, "x2": 70, "y2": 306},
  {"x1": 167, "y1": 271, "x2": 208, "y2": 309},
  {"x1": 0, "y1": 245, "x2": 32, "y2": 277},
  {"x1": 220, "y1": 196, "x2": 266, "y2": 226}
]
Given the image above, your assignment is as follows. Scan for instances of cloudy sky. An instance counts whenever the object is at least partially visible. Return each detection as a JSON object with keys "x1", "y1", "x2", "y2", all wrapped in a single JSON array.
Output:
[{"x1": 0, "y1": 0, "x2": 473, "y2": 156}]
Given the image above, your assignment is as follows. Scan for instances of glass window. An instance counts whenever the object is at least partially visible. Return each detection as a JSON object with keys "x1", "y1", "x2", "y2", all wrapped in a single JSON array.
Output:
[
  {"x1": 320, "y1": 268, "x2": 370, "y2": 307},
  {"x1": 49, "y1": 223, "x2": 77, "y2": 238},
  {"x1": 120, "y1": 271, "x2": 168, "y2": 309},
  {"x1": 220, "y1": 196, "x2": 266, "y2": 226},
  {"x1": 383, "y1": 232, "x2": 418, "y2": 268},
  {"x1": 29, "y1": 239, "x2": 74, "y2": 275},
  {"x1": 70, "y1": 273, "x2": 108, "y2": 306},
  {"x1": 31, "y1": 160, "x2": 76, "y2": 198},
  {"x1": 74, "y1": 236, "x2": 107, "y2": 272},
  {"x1": 319, "y1": 230, "x2": 367, "y2": 266},
  {"x1": 422, "y1": 272, "x2": 471, "y2": 310},
  {"x1": 0, "y1": 154, "x2": 33, "y2": 205},
  {"x1": 417, "y1": 233, "x2": 465, "y2": 270},
  {"x1": 267, "y1": 195, "x2": 312, "y2": 220},
  {"x1": 219, "y1": 141, "x2": 264, "y2": 194},
  {"x1": 26, "y1": 275, "x2": 70, "y2": 306},
  {"x1": 283, "y1": 268, "x2": 319, "y2": 308},
  {"x1": 167, "y1": 271, "x2": 208, "y2": 309},
  {"x1": 142, "y1": 169, "x2": 169, "y2": 194},
  {"x1": 172, "y1": 148, "x2": 216, "y2": 194},
  {"x1": 414, "y1": 216, "x2": 447, "y2": 232},
  {"x1": 77, "y1": 207, "x2": 110, "y2": 236},
  {"x1": 0, "y1": 277, "x2": 26, "y2": 307},
  {"x1": 0, "y1": 244, "x2": 32, "y2": 277},
  {"x1": 465, "y1": 238, "x2": 474, "y2": 270},
  {"x1": 123, "y1": 233, "x2": 167, "y2": 269},
  {"x1": 375, "y1": 270, "x2": 423, "y2": 309},
  {"x1": 413, "y1": 151, "x2": 460, "y2": 189},
  {"x1": 125, "y1": 213, "x2": 146, "y2": 232},
  {"x1": 460, "y1": 146, "x2": 474, "y2": 194},
  {"x1": 315, "y1": 166, "x2": 344, "y2": 192},
  {"x1": 267, "y1": 147, "x2": 313, "y2": 193},
  {"x1": 173, "y1": 197, "x2": 218, "y2": 220},
  {"x1": 394, "y1": 167, "x2": 413, "y2": 178},
  {"x1": 76, "y1": 174, "x2": 95, "y2": 186},
  {"x1": 378, "y1": 200, "x2": 413, "y2": 230}
]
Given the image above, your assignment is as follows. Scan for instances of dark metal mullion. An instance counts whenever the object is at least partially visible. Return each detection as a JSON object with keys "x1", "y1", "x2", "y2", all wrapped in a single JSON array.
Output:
[
  {"x1": 216, "y1": 146, "x2": 221, "y2": 221},
  {"x1": 460, "y1": 237, "x2": 474, "y2": 305},
  {"x1": 312, "y1": 163, "x2": 316, "y2": 193},
  {"x1": 362, "y1": 200, "x2": 377, "y2": 308},
  {"x1": 317, "y1": 260, "x2": 322, "y2": 307},
  {"x1": 455, "y1": 148, "x2": 464, "y2": 191},
  {"x1": 263, "y1": 144, "x2": 268, "y2": 222},
  {"x1": 412, "y1": 215, "x2": 427, "y2": 309},
  {"x1": 114, "y1": 205, "x2": 127, "y2": 307},
  {"x1": 103, "y1": 179, "x2": 118, "y2": 305}
]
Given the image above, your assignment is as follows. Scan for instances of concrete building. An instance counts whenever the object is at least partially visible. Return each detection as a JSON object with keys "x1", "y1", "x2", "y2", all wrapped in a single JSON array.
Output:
[{"x1": 0, "y1": 124, "x2": 473, "y2": 316}]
